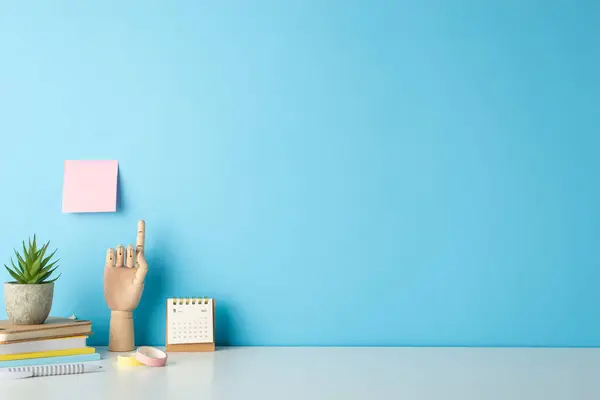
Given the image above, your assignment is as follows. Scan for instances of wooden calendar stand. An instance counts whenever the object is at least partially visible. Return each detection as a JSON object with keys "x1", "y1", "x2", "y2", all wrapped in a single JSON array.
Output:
[{"x1": 165, "y1": 298, "x2": 216, "y2": 352}]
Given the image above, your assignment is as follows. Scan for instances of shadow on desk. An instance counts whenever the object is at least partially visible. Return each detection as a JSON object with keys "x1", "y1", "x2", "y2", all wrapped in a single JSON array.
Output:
[
  {"x1": 215, "y1": 301, "x2": 237, "y2": 346},
  {"x1": 135, "y1": 250, "x2": 170, "y2": 346}
]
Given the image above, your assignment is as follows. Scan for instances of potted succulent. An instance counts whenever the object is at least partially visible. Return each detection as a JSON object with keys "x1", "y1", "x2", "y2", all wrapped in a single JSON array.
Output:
[{"x1": 3, "y1": 235, "x2": 60, "y2": 325}]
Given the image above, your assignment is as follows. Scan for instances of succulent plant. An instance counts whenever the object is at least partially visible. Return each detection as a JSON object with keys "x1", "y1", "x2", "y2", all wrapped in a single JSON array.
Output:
[{"x1": 4, "y1": 235, "x2": 60, "y2": 284}]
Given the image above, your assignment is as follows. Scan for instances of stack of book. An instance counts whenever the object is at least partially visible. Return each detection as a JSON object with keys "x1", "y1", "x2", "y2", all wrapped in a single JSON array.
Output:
[{"x1": 0, "y1": 317, "x2": 100, "y2": 368}]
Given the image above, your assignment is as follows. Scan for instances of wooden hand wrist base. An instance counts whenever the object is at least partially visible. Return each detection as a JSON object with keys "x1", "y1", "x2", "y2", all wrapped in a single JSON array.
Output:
[{"x1": 109, "y1": 310, "x2": 134, "y2": 352}]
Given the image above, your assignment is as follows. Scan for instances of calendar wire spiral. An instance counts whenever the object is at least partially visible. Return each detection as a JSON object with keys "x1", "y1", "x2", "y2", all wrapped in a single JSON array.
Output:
[
  {"x1": 172, "y1": 297, "x2": 210, "y2": 305},
  {"x1": 7, "y1": 363, "x2": 90, "y2": 377}
]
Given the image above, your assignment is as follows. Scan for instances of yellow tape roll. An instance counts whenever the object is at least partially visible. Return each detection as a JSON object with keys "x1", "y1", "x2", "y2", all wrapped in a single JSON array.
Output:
[{"x1": 118, "y1": 354, "x2": 144, "y2": 367}]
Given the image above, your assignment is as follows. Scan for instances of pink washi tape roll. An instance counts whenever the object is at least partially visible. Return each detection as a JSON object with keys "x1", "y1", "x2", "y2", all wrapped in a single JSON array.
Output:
[{"x1": 135, "y1": 346, "x2": 168, "y2": 367}]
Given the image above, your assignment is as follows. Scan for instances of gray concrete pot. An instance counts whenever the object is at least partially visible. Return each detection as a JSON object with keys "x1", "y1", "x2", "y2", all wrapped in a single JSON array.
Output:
[{"x1": 4, "y1": 282, "x2": 54, "y2": 325}]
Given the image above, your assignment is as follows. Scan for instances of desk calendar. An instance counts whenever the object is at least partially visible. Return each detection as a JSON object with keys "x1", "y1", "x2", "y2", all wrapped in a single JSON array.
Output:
[{"x1": 166, "y1": 298, "x2": 215, "y2": 352}]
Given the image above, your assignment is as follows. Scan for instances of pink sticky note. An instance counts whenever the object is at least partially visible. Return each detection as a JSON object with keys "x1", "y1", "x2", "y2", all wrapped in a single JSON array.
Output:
[{"x1": 62, "y1": 160, "x2": 119, "y2": 213}]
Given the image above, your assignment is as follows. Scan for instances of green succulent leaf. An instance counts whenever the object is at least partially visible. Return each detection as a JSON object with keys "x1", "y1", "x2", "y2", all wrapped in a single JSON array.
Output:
[
  {"x1": 21, "y1": 261, "x2": 31, "y2": 281},
  {"x1": 5, "y1": 265, "x2": 24, "y2": 283},
  {"x1": 39, "y1": 259, "x2": 59, "y2": 274},
  {"x1": 10, "y1": 258, "x2": 23, "y2": 275},
  {"x1": 40, "y1": 249, "x2": 57, "y2": 269},
  {"x1": 22, "y1": 241, "x2": 30, "y2": 264},
  {"x1": 45, "y1": 273, "x2": 61, "y2": 283},
  {"x1": 14, "y1": 250, "x2": 26, "y2": 272},
  {"x1": 34, "y1": 266, "x2": 59, "y2": 283},
  {"x1": 36, "y1": 241, "x2": 49, "y2": 261},
  {"x1": 35, "y1": 271, "x2": 51, "y2": 282},
  {"x1": 29, "y1": 257, "x2": 42, "y2": 278},
  {"x1": 32, "y1": 235, "x2": 37, "y2": 257}
]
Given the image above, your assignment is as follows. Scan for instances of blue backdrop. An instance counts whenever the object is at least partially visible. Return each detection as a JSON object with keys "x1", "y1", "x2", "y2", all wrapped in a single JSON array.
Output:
[{"x1": 1, "y1": 1, "x2": 599, "y2": 347}]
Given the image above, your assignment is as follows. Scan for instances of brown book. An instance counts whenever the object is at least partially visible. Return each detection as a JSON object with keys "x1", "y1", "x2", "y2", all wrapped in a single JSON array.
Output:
[{"x1": 0, "y1": 317, "x2": 92, "y2": 343}]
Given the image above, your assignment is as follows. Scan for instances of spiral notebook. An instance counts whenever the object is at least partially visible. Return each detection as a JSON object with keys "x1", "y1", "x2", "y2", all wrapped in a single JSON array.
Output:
[
  {"x1": 166, "y1": 298, "x2": 215, "y2": 352},
  {"x1": 0, "y1": 361, "x2": 102, "y2": 379}
]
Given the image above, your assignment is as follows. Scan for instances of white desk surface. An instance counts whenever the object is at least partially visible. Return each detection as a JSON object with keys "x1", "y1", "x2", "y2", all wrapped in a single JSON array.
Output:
[{"x1": 2, "y1": 346, "x2": 599, "y2": 400}]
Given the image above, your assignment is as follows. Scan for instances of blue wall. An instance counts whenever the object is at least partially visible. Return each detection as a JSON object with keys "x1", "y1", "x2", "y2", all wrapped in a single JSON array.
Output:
[{"x1": 1, "y1": 1, "x2": 599, "y2": 347}]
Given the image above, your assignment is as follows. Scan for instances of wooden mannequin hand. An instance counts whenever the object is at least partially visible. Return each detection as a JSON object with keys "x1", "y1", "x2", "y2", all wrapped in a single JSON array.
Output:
[
  {"x1": 103, "y1": 220, "x2": 147, "y2": 351},
  {"x1": 103, "y1": 220, "x2": 147, "y2": 311}
]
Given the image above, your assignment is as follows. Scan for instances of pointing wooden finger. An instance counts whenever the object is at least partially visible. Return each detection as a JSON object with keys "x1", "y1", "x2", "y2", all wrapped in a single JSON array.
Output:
[{"x1": 136, "y1": 220, "x2": 145, "y2": 250}]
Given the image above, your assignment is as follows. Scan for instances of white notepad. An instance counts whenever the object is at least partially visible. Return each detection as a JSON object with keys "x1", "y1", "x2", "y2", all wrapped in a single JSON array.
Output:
[{"x1": 167, "y1": 298, "x2": 214, "y2": 344}]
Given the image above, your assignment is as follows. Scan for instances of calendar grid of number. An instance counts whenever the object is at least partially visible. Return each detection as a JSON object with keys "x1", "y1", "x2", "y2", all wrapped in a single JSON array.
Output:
[{"x1": 167, "y1": 298, "x2": 214, "y2": 344}]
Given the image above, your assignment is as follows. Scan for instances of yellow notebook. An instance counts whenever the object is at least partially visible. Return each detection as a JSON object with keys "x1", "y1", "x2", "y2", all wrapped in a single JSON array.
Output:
[{"x1": 0, "y1": 346, "x2": 95, "y2": 361}]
